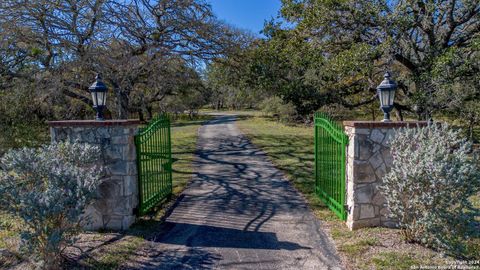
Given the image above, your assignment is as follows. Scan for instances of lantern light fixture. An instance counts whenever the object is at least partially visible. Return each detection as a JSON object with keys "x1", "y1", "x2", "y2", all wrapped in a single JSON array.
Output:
[
  {"x1": 89, "y1": 74, "x2": 108, "y2": 121},
  {"x1": 376, "y1": 72, "x2": 397, "y2": 122}
]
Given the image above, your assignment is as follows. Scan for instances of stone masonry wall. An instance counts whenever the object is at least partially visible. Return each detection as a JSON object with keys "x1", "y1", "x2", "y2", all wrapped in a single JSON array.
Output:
[
  {"x1": 49, "y1": 120, "x2": 140, "y2": 231},
  {"x1": 344, "y1": 121, "x2": 427, "y2": 230}
]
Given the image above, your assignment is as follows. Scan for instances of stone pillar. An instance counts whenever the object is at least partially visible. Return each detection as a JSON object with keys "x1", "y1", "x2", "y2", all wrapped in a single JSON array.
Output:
[
  {"x1": 343, "y1": 121, "x2": 427, "y2": 230},
  {"x1": 48, "y1": 120, "x2": 140, "y2": 231}
]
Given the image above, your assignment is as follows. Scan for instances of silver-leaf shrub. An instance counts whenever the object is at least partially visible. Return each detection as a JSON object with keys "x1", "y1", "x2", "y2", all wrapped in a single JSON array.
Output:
[
  {"x1": 0, "y1": 142, "x2": 102, "y2": 269},
  {"x1": 380, "y1": 124, "x2": 480, "y2": 256}
]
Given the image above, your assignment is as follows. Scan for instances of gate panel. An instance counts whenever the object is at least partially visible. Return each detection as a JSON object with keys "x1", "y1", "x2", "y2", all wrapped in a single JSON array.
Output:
[
  {"x1": 314, "y1": 112, "x2": 348, "y2": 220},
  {"x1": 135, "y1": 115, "x2": 172, "y2": 215}
]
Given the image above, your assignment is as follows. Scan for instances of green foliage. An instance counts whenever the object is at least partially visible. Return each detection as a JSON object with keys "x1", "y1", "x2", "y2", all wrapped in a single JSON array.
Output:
[
  {"x1": 0, "y1": 82, "x2": 50, "y2": 154},
  {"x1": 0, "y1": 142, "x2": 102, "y2": 269},
  {"x1": 209, "y1": 0, "x2": 480, "y2": 125},
  {"x1": 259, "y1": 96, "x2": 284, "y2": 116},
  {"x1": 162, "y1": 86, "x2": 209, "y2": 117},
  {"x1": 431, "y1": 37, "x2": 480, "y2": 141},
  {"x1": 381, "y1": 124, "x2": 480, "y2": 256},
  {"x1": 205, "y1": 53, "x2": 266, "y2": 111},
  {"x1": 259, "y1": 96, "x2": 297, "y2": 123},
  {"x1": 0, "y1": 122, "x2": 49, "y2": 156},
  {"x1": 238, "y1": 0, "x2": 386, "y2": 116},
  {"x1": 277, "y1": 102, "x2": 297, "y2": 123}
]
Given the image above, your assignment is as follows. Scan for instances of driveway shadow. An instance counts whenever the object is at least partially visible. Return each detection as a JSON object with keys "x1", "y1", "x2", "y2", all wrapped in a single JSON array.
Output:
[{"x1": 155, "y1": 222, "x2": 311, "y2": 251}]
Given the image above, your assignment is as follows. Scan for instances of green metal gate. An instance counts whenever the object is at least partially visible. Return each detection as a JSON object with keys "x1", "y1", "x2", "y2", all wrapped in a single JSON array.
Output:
[
  {"x1": 314, "y1": 112, "x2": 348, "y2": 220},
  {"x1": 135, "y1": 115, "x2": 172, "y2": 215}
]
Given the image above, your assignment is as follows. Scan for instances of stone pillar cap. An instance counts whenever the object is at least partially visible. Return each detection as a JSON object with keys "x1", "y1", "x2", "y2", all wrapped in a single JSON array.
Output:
[
  {"x1": 343, "y1": 121, "x2": 428, "y2": 128},
  {"x1": 48, "y1": 120, "x2": 141, "y2": 127}
]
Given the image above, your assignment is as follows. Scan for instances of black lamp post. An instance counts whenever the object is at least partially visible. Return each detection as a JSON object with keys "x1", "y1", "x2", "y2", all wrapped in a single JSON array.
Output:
[
  {"x1": 89, "y1": 74, "x2": 108, "y2": 121},
  {"x1": 376, "y1": 72, "x2": 397, "y2": 122}
]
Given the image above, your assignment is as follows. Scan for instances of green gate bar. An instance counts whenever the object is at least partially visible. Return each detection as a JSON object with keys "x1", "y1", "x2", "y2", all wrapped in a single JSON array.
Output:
[
  {"x1": 135, "y1": 115, "x2": 172, "y2": 215},
  {"x1": 314, "y1": 112, "x2": 348, "y2": 220}
]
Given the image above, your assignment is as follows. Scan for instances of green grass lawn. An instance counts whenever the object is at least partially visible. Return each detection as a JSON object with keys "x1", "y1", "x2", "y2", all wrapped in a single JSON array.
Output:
[
  {"x1": 236, "y1": 114, "x2": 478, "y2": 269},
  {"x1": 170, "y1": 115, "x2": 212, "y2": 195}
]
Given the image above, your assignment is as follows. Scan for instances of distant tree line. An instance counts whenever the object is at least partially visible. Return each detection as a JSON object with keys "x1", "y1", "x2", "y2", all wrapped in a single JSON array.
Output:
[{"x1": 206, "y1": 0, "x2": 480, "y2": 138}]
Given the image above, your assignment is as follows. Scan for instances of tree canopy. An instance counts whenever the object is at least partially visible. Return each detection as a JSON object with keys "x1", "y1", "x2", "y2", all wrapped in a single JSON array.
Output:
[
  {"x1": 0, "y1": 0, "x2": 479, "y2": 139},
  {"x1": 0, "y1": 0, "x2": 244, "y2": 120},
  {"x1": 206, "y1": 0, "x2": 479, "y2": 124}
]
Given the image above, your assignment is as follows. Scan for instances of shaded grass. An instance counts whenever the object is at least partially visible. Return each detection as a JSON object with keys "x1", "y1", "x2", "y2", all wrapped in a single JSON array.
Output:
[
  {"x1": 78, "y1": 235, "x2": 145, "y2": 270},
  {"x1": 466, "y1": 193, "x2": 480, "y2": 259},
  {"x1": 0, "y1": 213, "x2": 18, "y2": 250},
  {"x1": 338, "y1": 237, "x2": 379, "y2": 256},
  {"x1": 235, "y1": 114, "x2": 462, "y2": 269},
  {"x1": 170, "y1": 114, "x2": 213, "y2": 128},
  {"x1": 0, "y1": 213, "x2": 23, "y2": 269}
]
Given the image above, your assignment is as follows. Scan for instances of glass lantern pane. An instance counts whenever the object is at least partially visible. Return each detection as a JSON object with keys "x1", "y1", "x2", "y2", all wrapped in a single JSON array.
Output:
[
  {"x1": 96, "y1": 92, "x2": 105, "y2": 106},
  {"x1": 102, "y1": 92, "x2": 107, "y2": 106},
  {"x1": 389, "y1": 89, "x2": 396, "y2": 105},
  {"x1": 384, "y1": 90, "x2": 390, "y2": 106},
  {"x1": 91, "y1": 92, "x2": 98, "y2": 106},
  {"x1": 382, "y1": 91, "x2": 389, "y2": 106}
]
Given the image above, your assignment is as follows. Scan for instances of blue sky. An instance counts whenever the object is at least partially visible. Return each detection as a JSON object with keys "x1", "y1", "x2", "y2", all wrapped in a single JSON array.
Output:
[{"x1": 208, "y1": 0, "x2": 282, "y2": 36}]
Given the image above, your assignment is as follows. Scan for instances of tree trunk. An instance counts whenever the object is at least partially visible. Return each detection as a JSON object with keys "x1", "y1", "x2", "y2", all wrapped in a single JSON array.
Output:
[
  {"x1": 469, "y1": 125, "x2": 474, "y2": 141},
  {"x1": 146, "y1": 106, "x2": 153, "y2": 120},
  {"x1": 138, "y1": 110, "x2": 144, "y2": 122},
  {"x1": 115, "y1": 89, "x2": 130, "y2": 119},
  {"x1": 395, "y1": 109, "x2": 404, "y2": 121},
  {"x1": 468, "y1": 116, "x2": 475, "y2": 141}
]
